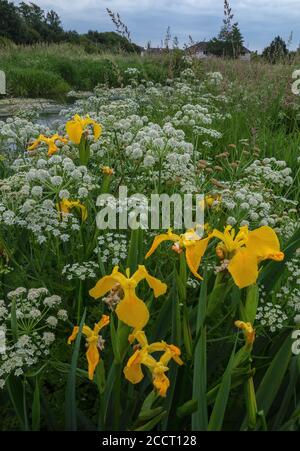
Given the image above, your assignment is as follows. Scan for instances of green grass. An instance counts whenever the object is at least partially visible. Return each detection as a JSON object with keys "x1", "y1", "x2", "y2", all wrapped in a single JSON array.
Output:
[{"x1": 0, "y1": 43, "x2": 185, "y2": 99}]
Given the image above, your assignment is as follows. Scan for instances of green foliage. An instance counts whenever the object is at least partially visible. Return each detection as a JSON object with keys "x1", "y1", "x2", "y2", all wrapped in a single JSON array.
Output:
[
  {"x1": 262, "y1": 36, "x2": 289, "y2": 64},
  {"x1": 0, "y1": 46, "x2": 184, "y2": 98},
  {"x1": 0, "y1": 0, "x2": 140, "y2": 52},
  {"x1": 5, "y1": 67, "x2": 70, "y2": 99}
]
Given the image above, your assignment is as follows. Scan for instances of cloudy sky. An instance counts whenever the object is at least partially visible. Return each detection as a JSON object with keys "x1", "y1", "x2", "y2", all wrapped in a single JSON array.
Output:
[{"x1": 14, "y1": 0, "x2": 300, "y2": 51}]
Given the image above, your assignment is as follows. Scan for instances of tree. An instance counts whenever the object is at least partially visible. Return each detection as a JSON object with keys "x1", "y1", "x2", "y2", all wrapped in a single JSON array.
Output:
[
  {"x1": 18, "y1": 2, "x2": 48, "y2": 41},
  {"x1": 63, "y1": 30, "x2": 80, "y2": 45},
  {"x1": 18, "y1": 2, "x2": 43, "y2": 28},
  {"x1": 0, "y1": 1, "x2": 142, "y2": 52},
  {"x1": 207, "y1": 0, "x2": 244, "y2": 58},
  {"x1": 231, "y1": 24, "x2": 244, "y2": 57},
  {"x1": 85, "y1": 31, "x2": 141, "y2": 53},
  {"x1": 0, "y1": 0, "x2": 24, "y2": 43},
  {"x1": 262, "y1": 36, "x2": 288, "y2": 63},
  {"x1": 219, "y1": 0, "x2": 234, "y2": 40},
  {"x1": 46, "y1": 10, "x2": 63, "y2": 33},
  {"x1": 17, "y1": 2, "x2": 65, "y2": 43},
  {"x1": 45, "y1": 10, "x2": 64, "y2": 42},
  {"x1": 207, "y1": 38, "x2": 226, "y2": 57}
]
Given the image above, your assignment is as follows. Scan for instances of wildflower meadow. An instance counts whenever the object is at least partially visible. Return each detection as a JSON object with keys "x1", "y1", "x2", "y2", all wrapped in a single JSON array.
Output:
[{"x1": 0, "y1": 61, "x2": 300, "y2": 432}]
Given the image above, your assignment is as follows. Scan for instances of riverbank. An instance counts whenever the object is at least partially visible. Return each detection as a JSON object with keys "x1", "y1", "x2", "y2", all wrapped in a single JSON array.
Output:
[
  {"x1": 0, "y1": 43, "x2": 185, "y2": 100},
  {"x1": 0, "y1": 97, "x2": 63, "y2": 119}
]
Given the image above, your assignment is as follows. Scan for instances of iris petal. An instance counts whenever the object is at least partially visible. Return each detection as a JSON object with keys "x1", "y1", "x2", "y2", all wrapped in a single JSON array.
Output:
[
  {"x1": 66, "y1": 121, "x2": 83, "y2": 144},
  {"x1": 145, "y1": 232, "x2": 180, "y2": 259},
  {"x1": 86, "y1": 342, "x2": 99, "y2": 380},
  {"x1": 228, "y1": 249, "x2": 258, "y2": 289},
  {"x1": 185, "y1": 237, "x2": 210, "y2": 279},
  {"x1": 116, "y1": 292, "x2": 149, "y2": 329},
  {"x1": 247, "y1": 226, "x2": 284, "y2": 262}
]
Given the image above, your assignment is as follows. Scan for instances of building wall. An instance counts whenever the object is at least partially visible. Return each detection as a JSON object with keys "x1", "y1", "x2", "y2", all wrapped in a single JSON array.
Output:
[
  {"x1": 194, "y1": 51, "x2": 208, "y2": 59},
  {"x1": 240, "y1": 53, "x2": 251, "y2": 61}
]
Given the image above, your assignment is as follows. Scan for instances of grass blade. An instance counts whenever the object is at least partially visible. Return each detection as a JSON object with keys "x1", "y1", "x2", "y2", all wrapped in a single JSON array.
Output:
[
  {"x1": 255, "y1": 335, "x2": 292, "y2": 419},
  {"x1": 192, "y1": 275, "x2": 208, "y2": 431},
  {"x1": 32, "y1": 377, "x2": 40, "y2": 431},
  {"x1": 65, "y1": 308, "x2": 86, "y2": 431},
  {"x1": 208, "y1": 339, "x2": 237, "y2": 431}
]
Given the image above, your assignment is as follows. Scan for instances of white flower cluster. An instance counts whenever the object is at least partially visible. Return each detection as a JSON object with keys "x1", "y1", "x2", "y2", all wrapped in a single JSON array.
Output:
[
  {"x1": 172, "y1": 104, "x2": 213, "y2": 128},
  {"x1": 123, "y1": 122, "x2": 193, "y2": 166},
  {"x1": 12, "y1": 155, "x2": 96, "y2": 199},
  {"x1": 124, "y1": 67, "x2": 140, "y2": 77},
  {"x1": 161, "y1": 151, "x2": 199, "y2": 192},
  {"x1": 277, "y1": 257, "x2": 300, "y2": 313},
  {"x1": 206, "y1": 72, "x2": 223, "y2": 86},
  {"x1": 187, "y1": 277, "x2": 201, "y2": 289},
  {"x1": 214, "y1": 170, "x2": 298, "y2": 237},
  {"x1": 256, "y1": 302, "x2": 288, "y2": 333},
  {"x1": 0, "y1": 155, "x2": 101, "y2": 243},
  {"x1": 53, "y1": 71, "x2": 228, "y2": 194},
  {"x1": 0, "y1": 117, "x2": 43, "y2": 153},
  {"x1": 94, "y1": 233, "x2": 127, "y2": 266},
  {"x1": 62, "y1": 261, "x2": 99, "y2": 281},
  {"x1": 113, "y1": 114, "x2": 146, "y2": 135},
  {"x1": 171, "y1": 98, "x2": 225, "y2": 148},
  {"x1": 245, "y1": 158, "x2": 294, "y2": 188},
  {"x1": 0, "y1": 197, "x2": 80, "y2": 244},
  {"x1": 0, "y1": 288, "x2": 67, "y2": 388},
  {"x1": 180, "y1": 68, "x2": 197, "y2": 82}
]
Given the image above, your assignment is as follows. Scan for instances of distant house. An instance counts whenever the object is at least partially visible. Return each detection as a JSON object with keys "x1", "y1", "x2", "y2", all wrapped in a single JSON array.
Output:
[{"x1": 186, "y1": 42, "x2": 251, "y2": 61}]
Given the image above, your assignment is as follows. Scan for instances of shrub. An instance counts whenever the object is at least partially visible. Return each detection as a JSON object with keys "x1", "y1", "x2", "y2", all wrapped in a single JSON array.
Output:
[{"x1": 6, "y1": 68, "x2": 70, "y2": 99}]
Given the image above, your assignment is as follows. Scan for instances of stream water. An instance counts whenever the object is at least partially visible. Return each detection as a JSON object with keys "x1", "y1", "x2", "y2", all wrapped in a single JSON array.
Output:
[{"x1": 0, "y1": 97, "x2": 78, "y2": 126}]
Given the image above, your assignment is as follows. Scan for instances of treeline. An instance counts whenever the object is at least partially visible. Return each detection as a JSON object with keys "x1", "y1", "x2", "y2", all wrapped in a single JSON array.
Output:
[{"x1": 0, "y1": 0, "x2": 141, "y2": 52}]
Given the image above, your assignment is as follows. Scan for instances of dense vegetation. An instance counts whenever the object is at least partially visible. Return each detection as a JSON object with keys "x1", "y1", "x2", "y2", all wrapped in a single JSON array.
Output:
[
  {"x1": 0, "y1": 44, "x2": 186, "y2": 99},
  {"x1": 0, "y1": 57, "x2": 300, "y2": 430}
]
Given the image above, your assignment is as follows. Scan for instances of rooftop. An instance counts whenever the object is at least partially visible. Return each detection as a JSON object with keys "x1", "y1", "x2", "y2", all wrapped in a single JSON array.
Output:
[{"x1": 187, "y1": 41, "x2": 251, "y2": 54}]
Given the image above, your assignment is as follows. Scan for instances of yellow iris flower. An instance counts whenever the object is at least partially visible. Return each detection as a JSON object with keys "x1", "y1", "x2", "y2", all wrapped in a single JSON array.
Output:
[
  {"x1": 212, "y1": 225, "x2": 284, "y2": 289},
  {"x1": 66, "y1": 114, "x2": 102, "y2": 145},
  {"x1": 235, "y1": 320, "x2": 255, "y2": 345},
  {"x1": 27, "y1": 134, "x2": 68, "y2": 156},
  {"x1": 89, "y1": 265, "x2": 167, "y2": 330},
  {"x1": 124, "y1": 330, "x2": 183, "y2": 397},
  {"x1": 57, "y1": 199, "x2": 88, "y2": 221},
  {"x1": 68, "y1": 314, "x2": 109, "y2": 380},
  {"x1": 145, "y1": 229, "x2": 210, "y2": 279}
]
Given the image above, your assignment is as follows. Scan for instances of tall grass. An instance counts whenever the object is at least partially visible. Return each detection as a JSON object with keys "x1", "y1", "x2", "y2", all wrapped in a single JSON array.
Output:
[{"x1": 0, "y1": 43, "x2": 184, "y2": 99}]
